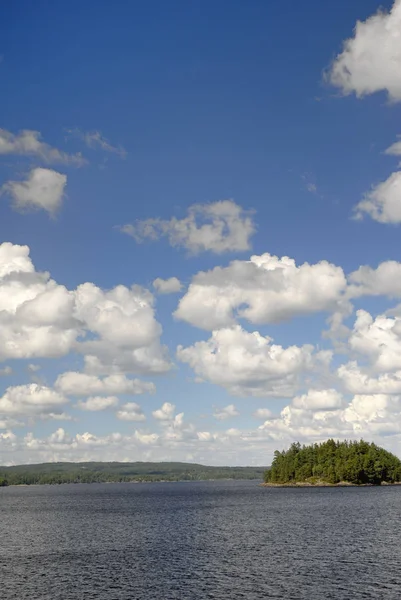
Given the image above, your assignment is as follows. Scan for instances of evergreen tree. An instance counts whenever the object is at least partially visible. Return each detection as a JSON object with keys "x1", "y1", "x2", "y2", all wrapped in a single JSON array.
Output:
[{"x1": 264, "y1": 440, "x2": 401, "y2": 485}]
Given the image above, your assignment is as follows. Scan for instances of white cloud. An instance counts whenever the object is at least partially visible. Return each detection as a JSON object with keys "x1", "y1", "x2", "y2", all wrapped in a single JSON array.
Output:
[
  {"x1": 119, "y1": 200, "x2": 255, "y2": 254},
  {"x1": 152, "y1": 402, "x2": 175, "y2": 421},
  {"x1": 0, "y1": 242, "x2": 171, "y2": 374},
  {"x1": 76, "y1": 396, "x2": 119, "y2": 411},
  {"x1": 327, "y1": 0, "x2": 401, "y2": 102},
  {"x1": 150, "y1": 403, "x2": 193, "y2": 443},
  {"x1": 385, "y1": 137, "x2": 401, "y2": 156},
  {"x1": 42, "y1": 412, "x2": 73, "y2": 421},
  {"x1": 134, "y1": 431, "x2": 159, "y2": 445},
  {"x1": 75, "y1": 283, "x2": 158, "y2": 350},
  {"x1": 56, "y1": 372, "x2": 155, "y2": 396},
  {"x1": 338, "y1": 362, "x2": 401, "y2": 395},
  {"x1": 177, "y1": 325, "x2": 314, "y2": 397},
  {"x1": 0, "y1": 384, "x2": 67, "y2": 418},
  {"x1": 348, "y1": 310, "x2": 401, "y2": 372},
  {"x1": 2, "y1": 168, "x2": 67, "y2": 215},
  {"x1": 0, "y1": 128, "x2": 85, "y2": 165},
  {"x1": 3, "y1": 396, "x2": 401, "y2": 464},
  {"x1": 0, "y1": 418, "x2": 23, "y2": 430},
  {"x1": 74, "y1": 283, "x2": 171, "y2": 375},
  {"x1": 292, "y1": 389, "x2": 344, "y2": 411},
  {"x1": 0, "y1": 431, "x2": 18, "y2": 449},
  {"x1": 175, "y1": 253, "x2": 347, "y2": 330},
  {"x1": 343, "y1": 394, "x2": 401, "y2": 426},
  {"x1": 197, "y1": 431, "x2": 215, "y2": 442},
  {"x1": 225, "y1": 428, "x2": 242, "y2": 438},
  {"x1": 0, "y1": 241, "x2": 35, "y2": 277},
  {"x1": 213, "y1": 404, "x2": 239, "y2": 420},
  {"x1": 66, "y1": 128, "x2": 126, "y2": 157},
  {"x1": 253, "y1": 408, "x2": 273, "y2": 420},
  {"x1": 0, "y1": 366, "x2": 12, "y2": 376},
  {"x1": 21, "y1": 428, "x2": 111, "y2": 454},
  {"x1": 0, "y1": 247, "x2": 80, "y2": 360},
  {"x1": 348, "y1": 260, "x2": 401, "y2": 297},
  {"x1": 116, "y1": 402, "x2": 146, "y2": 421},
  {"x1": 354, "y1": 171, "x2": 401, "y2": 224},
  {"x1": 27, "y1": 364, "x2": 41, "y2": 372},
  {"x1": 153, "y1": 277, "x2": 182, "y2": 294},
  {"x1": 259, "y1": 389, "x2": 401, "y2": 442}
]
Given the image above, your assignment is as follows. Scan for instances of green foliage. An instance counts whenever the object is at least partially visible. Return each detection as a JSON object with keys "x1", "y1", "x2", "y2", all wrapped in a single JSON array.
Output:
[
  {"x1": 0, "y1": 462, "x2": 266, "y2": 486},
  {"x1": 264, "y1": 440, "x2": 401, "y2": 485}
]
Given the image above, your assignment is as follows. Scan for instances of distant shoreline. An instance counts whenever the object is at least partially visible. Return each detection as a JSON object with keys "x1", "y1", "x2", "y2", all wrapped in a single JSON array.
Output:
[
  {"x1": 1, "y1": 478, "x2": 263, "y2": 488},
  {"x1": 0, "y1": 461, "x2": 266, "y2": 487}
]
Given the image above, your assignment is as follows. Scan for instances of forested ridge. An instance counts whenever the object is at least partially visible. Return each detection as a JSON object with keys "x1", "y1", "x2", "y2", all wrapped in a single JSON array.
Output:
[
  {"x1": 0, "y1": 461, "x2": 265, "y2": 486},
  {"x1": 264, "y1": 440, "x2": 401, "y2": 485}
]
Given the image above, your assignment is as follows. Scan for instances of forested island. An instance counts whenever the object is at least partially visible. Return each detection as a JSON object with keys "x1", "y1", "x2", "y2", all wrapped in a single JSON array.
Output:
[
  {"x1": 264, "y1": 440, "x2": 401, "y2": 486},
  {"x1": 0, "y1": 461, "x2": 265, "y2": 486}
]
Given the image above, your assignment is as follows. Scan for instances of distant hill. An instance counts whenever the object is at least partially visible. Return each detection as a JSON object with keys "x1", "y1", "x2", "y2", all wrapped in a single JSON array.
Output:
[
  {"x1": 264, "y1": 439, "x2": 401, "y2": 486},
  {"x1": 0, "y1": 461, "x2": 266, "y2": 486}
]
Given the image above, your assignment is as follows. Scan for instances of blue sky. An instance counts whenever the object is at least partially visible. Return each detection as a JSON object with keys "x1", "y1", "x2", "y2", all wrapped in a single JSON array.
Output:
[{"x1": 1, "y1": 0, "x2": 401, "y2": 465}]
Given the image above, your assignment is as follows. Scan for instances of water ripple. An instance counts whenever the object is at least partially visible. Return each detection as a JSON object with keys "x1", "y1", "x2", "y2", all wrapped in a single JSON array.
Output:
[{"x1": 1, "y1": 481, "x2": 401, "y2": 599}]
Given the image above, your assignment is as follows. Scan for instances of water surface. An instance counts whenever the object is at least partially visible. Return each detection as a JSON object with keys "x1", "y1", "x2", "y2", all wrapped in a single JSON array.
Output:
[{"x1": 1, "y1": 480, "x2": 400, "y2": 599}]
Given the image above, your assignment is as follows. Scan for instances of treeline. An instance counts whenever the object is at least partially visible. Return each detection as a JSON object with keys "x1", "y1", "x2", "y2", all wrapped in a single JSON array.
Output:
[
  {"x1": 0, "y1": 461, "x2": 265, "y2": 486},
  {"x1": 264, "y1": 440, "x2": 401, "y2": 485}
]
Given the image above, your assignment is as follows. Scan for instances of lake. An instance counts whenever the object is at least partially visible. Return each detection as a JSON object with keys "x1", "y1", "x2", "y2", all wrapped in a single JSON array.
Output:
[{"x1": 1, "y1": 480, "x2": 400, "y2": 599}]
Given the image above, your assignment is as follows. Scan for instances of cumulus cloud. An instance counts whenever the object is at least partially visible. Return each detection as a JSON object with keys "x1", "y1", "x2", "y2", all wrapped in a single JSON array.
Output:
[
  {"x1": 116, "y1": 402, "x2": 146, "y2": 421},
  {"x1": 74, "y1": 283, "x2": 171, "y2": 375},
  {"x1": 0, "y1": 128, "x2": 85, "y2": 165},
  {"x1": 213, "y1": 404, "x2": 239, "y2": 420},
  {"x1": 0, "y1": 384, "x2": 67, "y2": 418},
  {"x1": 56, "y1": 372, "x2": 155, "y2": 397},
  {"x1": 0, "y1": 250, "x2": 79, "y2": 361},
  {"x1": 177, "y1": 325, "x2": 315, "y2": 397},
  {"x1": 76, "y1": 396, "x2": 119, "y2": 411},
  {"x1": 0, "y1": 366, "x2": 12, "y2": 376},
  {"x1": 152, "y1": 402, "x2": 176, "y2": 421},
  {"x1": 338, "y1": 362, "x2": 401, "y2": 395},
  {"x1": 27, "y1": 364, "x2": 41, "y2": 373},
  {"x1": 153, "y1": 277, "x2": 182, "y2": 294},
  {"x1": 3, "y1": 396, "x2": 401, "y2": 464},
  {"x1": 119, "y1": 200, "x2": 255, "y2": 254},
  {"x1": 343, "y1": 394, "x2": 401, "y2": 429},
  {"x1": 2, "y1": 168, "x2": 67, "y2": 215},
  {"x1": 327, "y1": 0, "x2": 401, "y2": 102},
  {"x1": 348, "y1": 310, "x2": 401, "y2": 372},
  {"x1": 150, "y1": 402, "x2": 193, "y2": 443},
  {"x1": 0, "y1": 242, "x2": 171, "y2": 374},
  {"x1": 66, "y1": 128, "x2": 126, "y2": 158},
  {"x1": 0, "y1": 241, "x2": 35, "y2": 276},
  {"x1": 292, "y1": 389, "x2": 344, "y2": 411},
  {"x1": 260, "y1": 390, "x2": 401, "y2": 442},
  {"x1": 348, "y1": 260, "x2": 401, "y2": 298},
  {"x1": 354, "y1": 171, "x2": 401, "y2": 224},
  {"x1": 175, "y1": 253, "x2": 347, "y2": 330},
  {"x1": 20, "y1": 428, "x2": 113, "y2": 455}
]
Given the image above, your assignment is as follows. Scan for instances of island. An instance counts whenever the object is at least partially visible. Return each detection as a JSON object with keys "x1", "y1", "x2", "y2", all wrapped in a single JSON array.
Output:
[
  {"x1": 263, "y1": 439, "x2": 401, "y2": 486},
  {"x1": 0, "y1": 461, "x2": 266, "y2": 486}
]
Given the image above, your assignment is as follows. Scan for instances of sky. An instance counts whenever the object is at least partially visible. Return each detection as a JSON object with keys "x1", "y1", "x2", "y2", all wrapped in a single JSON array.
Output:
[{"x1": 1, "y1": 0, "x2": 401, "y2": 466}]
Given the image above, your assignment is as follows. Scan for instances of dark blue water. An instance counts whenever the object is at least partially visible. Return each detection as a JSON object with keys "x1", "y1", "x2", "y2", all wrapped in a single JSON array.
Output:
[{"x1": 1, "y1": 480, "x2": 401, "y2": 599}]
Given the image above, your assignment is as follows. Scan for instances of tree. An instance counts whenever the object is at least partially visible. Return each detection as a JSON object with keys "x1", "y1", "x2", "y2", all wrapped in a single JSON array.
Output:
[{"x1": 264, "y1": 440, "x2": 401, "y2": 485}]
